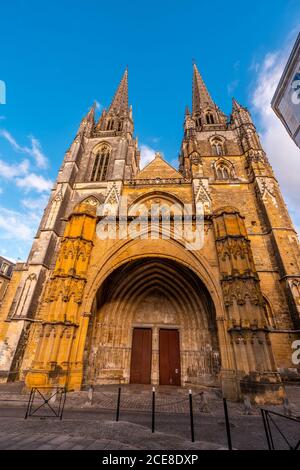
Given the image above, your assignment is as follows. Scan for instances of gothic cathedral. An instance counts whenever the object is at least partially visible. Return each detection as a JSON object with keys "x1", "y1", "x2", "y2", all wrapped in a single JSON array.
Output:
[{"x1": 0, "y1": 65, "x2": 299, "y2": 403}]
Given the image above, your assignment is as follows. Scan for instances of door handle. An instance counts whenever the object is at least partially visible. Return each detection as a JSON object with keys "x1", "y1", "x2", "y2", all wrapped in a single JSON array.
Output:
[{"x1": 175, "y1": 369, "x2": 179, "y2": 374}]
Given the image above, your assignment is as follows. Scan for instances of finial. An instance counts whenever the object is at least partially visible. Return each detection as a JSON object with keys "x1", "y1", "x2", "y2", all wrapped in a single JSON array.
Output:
[
  {"x1": 108, "y1": 69, "x2": 129, "y2": 114},
  {"x1": 232, "y1": 97, "x2": 242, "y2": 110}
]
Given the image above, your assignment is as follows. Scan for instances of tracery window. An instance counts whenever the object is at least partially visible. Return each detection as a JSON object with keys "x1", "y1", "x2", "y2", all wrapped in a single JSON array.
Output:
[
  {"x1": 214, "y1": 158, "x2": 234, "y2": 181},
  {"x1": 206, "y1": 112, "x2": 215, "y2": 124},
  {"x1": 211, "y1": 138, "x2": 225, "y2": 156},
  {"x1": 195, "y1": 115, "x2": 202, "y2": 127},
  {"x1": 216, "y1": 164, "x2": 230, "y2": 179},
  {"x1": 106, "y1": 119, "x2": 114, "y2": 130},
  {"x1": 91, "y1": 144, "x2": 111, "y2": 181}
]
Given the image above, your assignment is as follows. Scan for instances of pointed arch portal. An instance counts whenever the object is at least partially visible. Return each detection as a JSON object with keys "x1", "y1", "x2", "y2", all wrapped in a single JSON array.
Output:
[{"x1": 84, "y1": 257, "x2": 221, "y2": 386}]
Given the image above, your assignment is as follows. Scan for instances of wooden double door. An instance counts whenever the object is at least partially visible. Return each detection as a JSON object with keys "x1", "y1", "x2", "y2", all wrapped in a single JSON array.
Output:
[{"x1": 130, "y1": 328, "x2": 181, "y2": 385}]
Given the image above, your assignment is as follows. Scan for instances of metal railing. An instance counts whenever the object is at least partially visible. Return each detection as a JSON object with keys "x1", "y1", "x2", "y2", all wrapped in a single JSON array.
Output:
[
  {"x1": 261, "y1": 408, "x2": 300, "y2": 450},
  {"x1": 25, "y1": 387, "x2": 67, "y2": 420},
  {"x1": 114, "y1": 386, "x2": 233, "y2": 449}
]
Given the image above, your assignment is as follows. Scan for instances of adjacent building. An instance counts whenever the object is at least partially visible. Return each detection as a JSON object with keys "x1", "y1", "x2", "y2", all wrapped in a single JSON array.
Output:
[
  {"x1": 272, "y1": 33, "x2": 300, "y2": 148},
  {"x1": 0, "y1": 256, "x2": 15, "y2": 307}
]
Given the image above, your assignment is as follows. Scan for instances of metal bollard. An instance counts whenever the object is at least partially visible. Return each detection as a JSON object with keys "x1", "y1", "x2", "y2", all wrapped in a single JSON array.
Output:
[
  {"x1": 152, "y1": 387, "x2": 155, "y2": 433},
  {"x1": 189, "y1": 389, "x2": 195, "y2": 442},
  {"x1": 223, "y1": 398, "x2": 232, "y2": 450},
  {"x1": 116, "y1": 387, "x2": 121, "y2": 422}
]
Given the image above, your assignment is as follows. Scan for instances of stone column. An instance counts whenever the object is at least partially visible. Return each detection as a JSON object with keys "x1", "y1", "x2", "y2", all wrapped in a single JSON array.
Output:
[
  {"x1": 152, "y1": 327, "x2": 159, "y2": 385},
  {"x1": 25, "y1": 199, "x2": 98, "y2": 390},
  {"x1": 212, "y1": 207, "x2": 283, "y2": 403}
]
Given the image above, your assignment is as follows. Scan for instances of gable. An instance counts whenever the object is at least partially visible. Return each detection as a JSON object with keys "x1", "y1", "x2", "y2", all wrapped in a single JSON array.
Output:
[{"x1": 135, "y1": 154, "x2": 182, "y2": 180}]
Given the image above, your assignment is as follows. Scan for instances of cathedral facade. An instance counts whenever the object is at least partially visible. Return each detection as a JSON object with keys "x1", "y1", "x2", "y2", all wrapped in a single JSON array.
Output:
[{"x1": 0, "y1": 65, "x2": 299, "y2": 403}]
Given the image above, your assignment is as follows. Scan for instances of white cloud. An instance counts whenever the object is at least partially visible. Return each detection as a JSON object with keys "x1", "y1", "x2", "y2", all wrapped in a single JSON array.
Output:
[
  {"x1": 21, "y1": 195, "x2": 49, "y2": 211},
  {"x1": 0, "y1": 158, "x2": 29, "y2": 179},
  {"x1": 227, "y1": 79, "x2": 239, "y2": 95},
  {"x1": 16, "y1": 173, "x2": 53, "y2": 193},
  {"x1": 94, "y1": 100, "x2": 102, "y2": 111},
  {"x1": 0, "y1": 207, "x2": 35, "y2": 241},
  {"x1": 149, "y1": 137, "x2": 161, "y2": 144},
  {"x1": 29, "y1": 136, "x2": 48, "y2": 169},
  {"x1": 0, "y1": 133, "x2": 52, "y2": 194},
  {"x1": 140, "y1": 144, "x2": 156, "y2": 168},
  {"x1": 0, "y1": 127, "x2": 52, "y2": 259},
  {"x1": 0, "y1": 129, "x2": 23, "y2": 151},
  {"x1": 250, "y1": 41, "x2": 300, "y2": 234},
  {"x1": 0, "y1": 129, "x2": 48, "y2": 169}
]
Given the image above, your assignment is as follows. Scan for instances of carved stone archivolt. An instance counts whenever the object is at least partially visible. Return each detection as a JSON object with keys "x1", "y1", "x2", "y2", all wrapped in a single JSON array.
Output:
[{"x1": 84, "y1": 258, "x2": 221, "y2": 387}]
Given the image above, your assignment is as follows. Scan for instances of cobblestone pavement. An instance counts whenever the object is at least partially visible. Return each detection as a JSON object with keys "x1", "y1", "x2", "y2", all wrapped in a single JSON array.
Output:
[
  {"x1": 0, "y1": 409, "x2": 222, "y2": 450},
  {"x1": 0, "y1": 384, "x2": 299, "y2": 450}
]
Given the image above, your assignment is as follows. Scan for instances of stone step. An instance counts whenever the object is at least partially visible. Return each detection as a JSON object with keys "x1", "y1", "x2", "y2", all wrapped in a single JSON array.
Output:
[{"x1": 0, "y1": 382, "x2": 25, "y2": 393}]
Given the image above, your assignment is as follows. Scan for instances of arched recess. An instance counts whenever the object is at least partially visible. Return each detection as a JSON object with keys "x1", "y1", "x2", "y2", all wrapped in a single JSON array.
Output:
[
  {"x1": 205, "y1": 109, "x2": 215, "y2": 124},
  {"x1": 83, "y1": 257, "x2": 221, "y2": 387},
  {"x1": 262, "y1": 295, "x2": 275, "y2": 328},
  {"x1": 74, "y1": 235, "x2": 235, "y2": 392},
  {"x1": 90, "y1": 142, "x2": 112, "y2": 182},
  {"x1": 128, "y1": 191, "x2": 185, "y2": 216},
  {"x1": 81, "y1": 235, "x2": 224, "y2": 316},
  {"x1": 210, "y1": 136, "x2": 226, "y2": 156},
  {"x1": 67, "y1": 196, "x2": 102, "y2": 220}
]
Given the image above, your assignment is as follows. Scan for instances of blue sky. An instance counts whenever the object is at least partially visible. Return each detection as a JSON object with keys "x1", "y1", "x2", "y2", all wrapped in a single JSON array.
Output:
[{"x1": 0, "y1": 0, "x2": 300, "y2": 260}]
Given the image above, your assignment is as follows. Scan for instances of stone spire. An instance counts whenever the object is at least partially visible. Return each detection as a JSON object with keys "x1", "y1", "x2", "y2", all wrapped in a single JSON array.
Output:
[
  {"x1": 231, "y1": 96, "x2": 253, "y2": 126},
  {"x1": 192, "y1": 63, "x2": 215, "y2": 114},
  {"x1": 78, "y1": 102, "x2": 96, "y2": 136},
  {"x1": 185, "y1": 105, "x2": 191, "y2": 116},
  {"x1": 232, "y1": 97, "x2": 242, "y2": 110},
  {"x1": 108, "y1": 68, "x2": 129, "y2": 115},
  {"x1": 86, "y1": 101, "x2": 96, "y2": 120},
  {"x1": 95, "y1": 68, "x2": 133, "y2": 135}
]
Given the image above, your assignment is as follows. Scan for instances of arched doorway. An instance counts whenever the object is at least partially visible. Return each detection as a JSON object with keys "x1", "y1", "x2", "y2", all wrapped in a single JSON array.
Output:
[{"x1": 83, "y1": 257, "x2": 221, "y2": 387}]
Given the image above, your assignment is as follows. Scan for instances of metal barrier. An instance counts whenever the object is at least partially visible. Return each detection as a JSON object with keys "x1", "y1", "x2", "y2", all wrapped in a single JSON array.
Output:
[
  {"x1": 25, "y1": 387, "x2": 67, "y2": 420},
  {"x1": 223, "y1": 398, "x2": 232, "y2": 450},
  {"x1": 261, "y1": 408, "x2": 300, "y2": 450},
  {"x1": 114, "y1": 386, "x2": 233, "y2": 448}
]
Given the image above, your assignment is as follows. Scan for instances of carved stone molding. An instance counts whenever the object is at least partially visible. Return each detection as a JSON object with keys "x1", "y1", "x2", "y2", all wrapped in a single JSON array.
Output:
[{"x1": 256, "y1": 177, "x2": 278, "y2": 206}]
